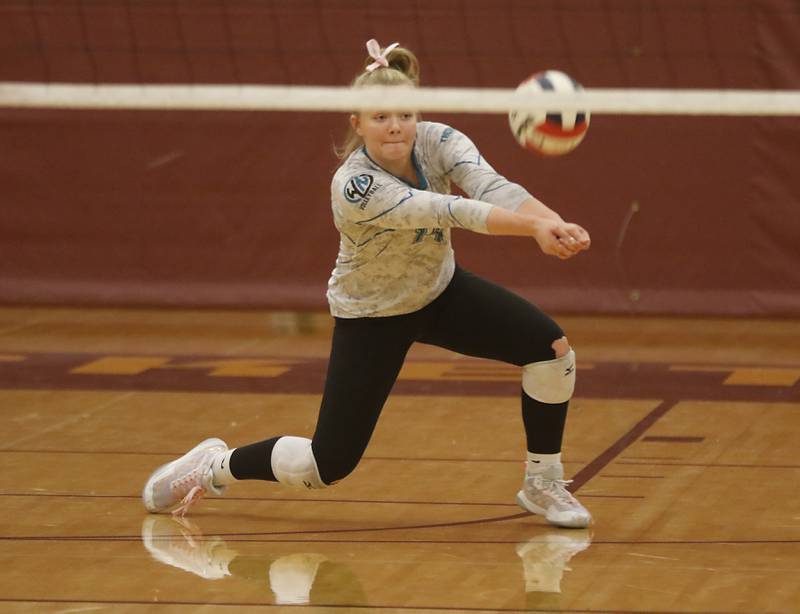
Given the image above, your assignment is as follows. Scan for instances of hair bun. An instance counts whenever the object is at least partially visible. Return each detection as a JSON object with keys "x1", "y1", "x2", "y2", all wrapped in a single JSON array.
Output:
[{"x1": 385, "y1": 47, "x2": 420, "y2": 85}]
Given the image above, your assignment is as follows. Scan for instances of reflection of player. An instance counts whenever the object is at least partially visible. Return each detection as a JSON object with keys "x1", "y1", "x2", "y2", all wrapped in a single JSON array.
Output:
[
  {"x1": 141, "y1": 516, "x2": 237, "y2": 580},
  {"x1": 141, "y1": 517, "x2": 366, "y2": 605},
  {"x1": 516, "y1": 532, "x2": 591, "y2": 605}
]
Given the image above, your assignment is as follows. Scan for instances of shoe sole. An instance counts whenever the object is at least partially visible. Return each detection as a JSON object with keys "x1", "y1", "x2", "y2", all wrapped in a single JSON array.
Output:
[
  {"x1": 142, "y1": 438, "x2": 227, "y2": 513},
  {"x1": 516, "y1": 490, "x2": 590, "y2": 529}
]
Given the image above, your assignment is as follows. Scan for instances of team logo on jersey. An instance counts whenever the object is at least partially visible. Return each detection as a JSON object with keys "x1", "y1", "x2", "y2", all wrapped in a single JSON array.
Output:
[
  {"x1": 414, "y1": 228, "x2": 445, "y2": 243},
  {"x1": 344, "y1": 174, "x2": 375, "y2": 205}
]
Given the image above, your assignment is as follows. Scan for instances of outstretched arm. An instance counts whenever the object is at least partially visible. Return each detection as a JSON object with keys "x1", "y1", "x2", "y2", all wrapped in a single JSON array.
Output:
[
  {"x1": 514, "y1": 196, "x2": 563, "y2": 222},
  {"x1": 486, "y1": 203, "x2": 591, "y2": 260}
]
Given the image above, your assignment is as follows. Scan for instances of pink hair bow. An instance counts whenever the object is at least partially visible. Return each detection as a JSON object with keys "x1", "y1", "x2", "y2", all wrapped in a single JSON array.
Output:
[{"x1": 366, "y1": 38, "x2": 399, "y2": 72}]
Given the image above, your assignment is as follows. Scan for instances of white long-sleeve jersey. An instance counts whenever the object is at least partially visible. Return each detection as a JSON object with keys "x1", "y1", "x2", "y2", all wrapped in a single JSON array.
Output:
[{"x1": 327, "y1": 121, "x2": 532, "y2": 318}]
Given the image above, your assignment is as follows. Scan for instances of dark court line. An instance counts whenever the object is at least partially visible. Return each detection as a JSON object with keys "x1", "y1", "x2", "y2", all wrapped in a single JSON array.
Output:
[
  {"x1": 0, "y1": 449, "x2": 586, "y2": 464},
  {"x1": 642, "y1": 436, "x2": 705, "y2": 443},
  {"x1": 571, "y1": 399, "x2": 678, "y2": 492},
  {"x1": 2, "y1": 511, "x2": 532, "y2": 542},
  {"x1": 0, "y1": 492, "x2": 642, "y2": 503},
  {"x1": 0, "y1": 599, "x2": 762, "y2": 614},
  {"x1": 0, "y1": 449, "x2": 178, "y2": 456},
  {"x1": 4, "y1": 448, "x2": 796, "y2": 470},
  {"x1": 617, "y1": 461, "x2": 800, "y2": 469},
  {"x1": 2, "y1": 448, "x2": 797, "y2": 469},
  {"x1": 2, "y1": 535, "x2": 798, "y2": 547},
  {"x1": 0, "y1": 493, "x2": 516, "y2": 506},
  {"x1": 177, "y1": 537, "x2": 800, "y2": 546},
  {"x1": 598, "y1": 474, "x2": 665, "y2": 479}
]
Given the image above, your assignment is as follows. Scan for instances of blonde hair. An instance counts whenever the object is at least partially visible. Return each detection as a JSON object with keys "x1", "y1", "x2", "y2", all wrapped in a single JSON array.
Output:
[{"x1": 335, "y1": 44, "x2": 421, "y2": 162}]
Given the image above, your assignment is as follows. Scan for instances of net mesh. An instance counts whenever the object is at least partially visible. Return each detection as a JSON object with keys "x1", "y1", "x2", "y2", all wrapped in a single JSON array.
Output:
[
  {"x1": 1, "y1": 0, "x2": 797, "y2": 89},
  {"x1": 1, "y1": 0, "x2": 799, "y2": 316}
]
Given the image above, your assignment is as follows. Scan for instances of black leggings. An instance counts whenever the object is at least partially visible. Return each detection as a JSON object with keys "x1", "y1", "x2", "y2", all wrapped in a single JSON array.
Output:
[{"x1": 312, "y1": 266, "x2": 564, "y2": 484}]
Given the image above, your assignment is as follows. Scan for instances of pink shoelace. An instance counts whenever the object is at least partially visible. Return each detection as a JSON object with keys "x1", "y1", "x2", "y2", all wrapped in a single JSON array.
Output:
[
  {"x1": 171, "y1": 485, "x2": 206, "y2": 517},
  {"x1": 527, "y1": 474, "x2": 578, "y2": 506}
]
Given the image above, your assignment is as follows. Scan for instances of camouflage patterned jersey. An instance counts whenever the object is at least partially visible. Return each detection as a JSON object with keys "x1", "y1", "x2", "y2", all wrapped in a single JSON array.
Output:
[{"x1": 328, "y1": 121, "x2": 532, "y2": 318}]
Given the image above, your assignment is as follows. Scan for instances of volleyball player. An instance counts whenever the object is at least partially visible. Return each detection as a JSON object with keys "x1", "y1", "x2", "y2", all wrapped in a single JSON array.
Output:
[{"x1": 142, "y1": 40, "x2": 592, "y2": 528}]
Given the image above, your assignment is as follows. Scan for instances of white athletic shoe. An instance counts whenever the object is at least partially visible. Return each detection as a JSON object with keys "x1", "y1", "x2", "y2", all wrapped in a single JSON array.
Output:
[
  {"x1": 516, "y1": 464, "x2": 592, "y2": 529},
  {"x1": 516, "y1": 532, "x2": 592, "y2": 593},
  {"x1": 142, "y1": 438, "x2": 228, "y2": 516},
  {"x1": 141, "y1": 515, "x2": 237, "y2": 580}
]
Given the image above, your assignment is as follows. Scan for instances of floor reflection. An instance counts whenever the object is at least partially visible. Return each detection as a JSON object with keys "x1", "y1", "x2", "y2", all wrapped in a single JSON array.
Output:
[
  {"x1": 141, "y1": 515, "x2": 366, "y2": 605},
  {"x1": 516, "y1": 530, "x2": 592, "y2": 610},
  {"x1": 142, "y1": 515, "x2": 591, "y2": 608}
]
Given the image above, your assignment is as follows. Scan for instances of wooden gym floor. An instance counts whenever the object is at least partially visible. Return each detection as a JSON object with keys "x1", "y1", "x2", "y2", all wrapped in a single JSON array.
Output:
[{"x1": 1, "y1": 306, "x2": 799, "y2": 613}]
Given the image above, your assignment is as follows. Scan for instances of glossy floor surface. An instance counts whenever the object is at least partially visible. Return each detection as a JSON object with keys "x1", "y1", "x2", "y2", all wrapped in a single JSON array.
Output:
[{"x1": 2, "y1": 307, "x2": 799, "y2": 613}]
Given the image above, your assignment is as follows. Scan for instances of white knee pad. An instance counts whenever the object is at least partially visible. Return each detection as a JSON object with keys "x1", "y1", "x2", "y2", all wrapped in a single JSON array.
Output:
[
  {"x1": 271, "y1": 436, "x2": 326, "y2": 489},
  {"x1": 522, "y1": 349, "x2": 576, "y2": 404}
]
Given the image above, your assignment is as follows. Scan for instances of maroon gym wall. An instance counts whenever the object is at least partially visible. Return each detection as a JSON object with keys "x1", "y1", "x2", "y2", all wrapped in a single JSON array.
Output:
[{"x1": 1, "y1": 0, "x2": 798, "y2": 315}]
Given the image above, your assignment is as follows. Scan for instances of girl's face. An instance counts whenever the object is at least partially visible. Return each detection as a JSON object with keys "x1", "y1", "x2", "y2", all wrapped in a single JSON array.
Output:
[{"x1": 351, "y1": 110, "x2": 418, "y2": 165}]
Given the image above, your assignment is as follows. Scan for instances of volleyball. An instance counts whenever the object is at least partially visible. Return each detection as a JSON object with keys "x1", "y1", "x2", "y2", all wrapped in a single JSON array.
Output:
[{"x1": 509, "y1": 70, "x2": 590, "y2": 156}]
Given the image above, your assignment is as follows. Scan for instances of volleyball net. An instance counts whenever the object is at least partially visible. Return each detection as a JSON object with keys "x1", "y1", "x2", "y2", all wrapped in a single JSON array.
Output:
[
  {"x1": 2, "y1": 0, "x2": 799, "y2": 117},
  {"x1": 1, "y1": 82, "x2": 799, "y2": 116}
]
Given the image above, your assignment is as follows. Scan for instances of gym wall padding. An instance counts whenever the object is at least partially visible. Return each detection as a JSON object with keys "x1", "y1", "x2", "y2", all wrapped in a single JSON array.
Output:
[{"x1": 1, "y1": 0, "x2": 798, "y2": 315}]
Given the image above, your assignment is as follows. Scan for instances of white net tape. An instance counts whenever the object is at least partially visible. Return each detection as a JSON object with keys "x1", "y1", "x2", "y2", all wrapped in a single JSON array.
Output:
[{"x1": 1, "y1": 82, "x2": 799, "y2": 116}]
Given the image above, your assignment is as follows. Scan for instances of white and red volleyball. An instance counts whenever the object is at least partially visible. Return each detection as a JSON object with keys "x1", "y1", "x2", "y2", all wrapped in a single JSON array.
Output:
[{"x1": 508, "y1": 70, "x2": 590, "y2": 156}]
